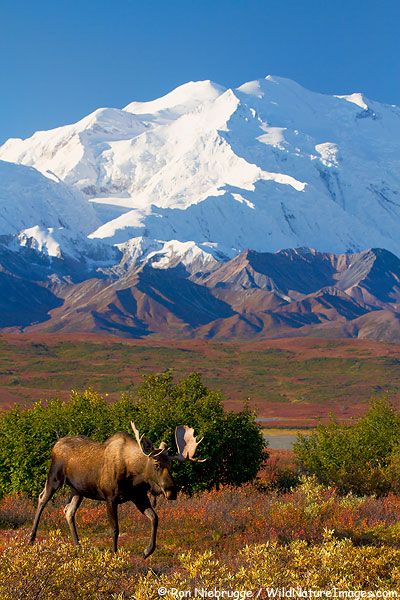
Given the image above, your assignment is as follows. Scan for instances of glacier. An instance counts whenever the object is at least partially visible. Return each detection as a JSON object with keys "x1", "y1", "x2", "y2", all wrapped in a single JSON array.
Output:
[{"x1": 1, "y1": 75, "x2": 400, "y2": 265}]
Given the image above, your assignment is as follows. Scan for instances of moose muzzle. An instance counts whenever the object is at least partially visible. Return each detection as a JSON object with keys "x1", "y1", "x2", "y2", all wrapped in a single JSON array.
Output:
[{"x1": 163, "y1": 487, "x2": 177, "y2": 501}]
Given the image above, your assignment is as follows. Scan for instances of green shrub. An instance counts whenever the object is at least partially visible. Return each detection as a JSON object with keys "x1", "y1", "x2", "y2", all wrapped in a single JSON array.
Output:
[
  {"x1": 294, "y1": 396, "x2": 400, "y2": 495},
  {"x1": 0, "y1": 372, "x2": 266, "y2": 498}
]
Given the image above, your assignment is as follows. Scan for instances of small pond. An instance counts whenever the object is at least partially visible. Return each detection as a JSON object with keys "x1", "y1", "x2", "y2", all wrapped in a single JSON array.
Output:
[{"x1": 264, "y1": 433, "x2": 298, "y2": 450}]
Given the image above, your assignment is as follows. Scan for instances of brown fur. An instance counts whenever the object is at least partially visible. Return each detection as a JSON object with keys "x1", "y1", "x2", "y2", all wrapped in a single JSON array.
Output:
[{"x1": 29, "y1": 432, "x2": 177, "y2": 557}]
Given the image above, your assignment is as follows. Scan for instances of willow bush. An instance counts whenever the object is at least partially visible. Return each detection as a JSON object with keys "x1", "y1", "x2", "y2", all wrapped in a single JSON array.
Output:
[
  {"x1": 0, "y1": 372, "x2": 266, "y2": 497},
  {"x1": 294, "y1": 397, "x2": 400, "y2": 495}
]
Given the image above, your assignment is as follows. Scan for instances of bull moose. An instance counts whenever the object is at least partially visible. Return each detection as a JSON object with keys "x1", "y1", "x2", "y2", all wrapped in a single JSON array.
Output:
[{"x1": 29, "y1": 422, "x2": 204, "y2": 557}]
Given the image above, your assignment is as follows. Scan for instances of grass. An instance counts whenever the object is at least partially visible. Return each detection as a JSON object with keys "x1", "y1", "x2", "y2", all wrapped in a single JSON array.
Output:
[
  {"x1": 263, "y1": 428, "x2": 312, "y2": 436},
  {"x1": 3, "y1": 471, "x2": 399, "y2": 555},
  {"x1": 0, "y1": 335, "x2": 400, "y2": 426},
  {"x1": 0, "y1": 335, "x2": 399, "y2": 596},
  {"x1": 0, "y1": 476, "x2": 399, "y2": 598}
]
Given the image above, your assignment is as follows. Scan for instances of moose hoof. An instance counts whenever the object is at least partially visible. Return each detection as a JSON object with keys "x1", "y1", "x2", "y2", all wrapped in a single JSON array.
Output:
[{"x1": 143, "y1": 546, "x2": 154, "y2": 559}]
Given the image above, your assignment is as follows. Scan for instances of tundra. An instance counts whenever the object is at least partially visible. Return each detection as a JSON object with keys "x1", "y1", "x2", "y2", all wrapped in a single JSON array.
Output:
[{"x1": 29, "y1": 422, "x2": 203, "y2": 557}]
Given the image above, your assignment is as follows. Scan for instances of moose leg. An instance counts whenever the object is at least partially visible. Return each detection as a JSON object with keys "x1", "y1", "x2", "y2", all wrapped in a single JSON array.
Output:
[
  {"x1": 64, "y1": 494, "x2": 83, "y2": 545},
  {"x1": 106, "y1": 499, "x2": 119, "y2": 553},
  {"x1": 29, "y1": 465, "x2": 64, "y2": 543},
  {"x1": 134, "y1": 496, "x2": 158, "y2": 559}
]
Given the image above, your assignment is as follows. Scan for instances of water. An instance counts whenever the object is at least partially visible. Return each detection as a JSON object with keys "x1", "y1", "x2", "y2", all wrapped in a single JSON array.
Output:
[{"x1": 265, "y1": 433, "x2": 298, "y2": 450}]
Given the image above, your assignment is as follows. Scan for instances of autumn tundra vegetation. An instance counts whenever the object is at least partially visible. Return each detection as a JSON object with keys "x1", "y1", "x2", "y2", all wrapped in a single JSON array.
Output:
[{"x1": 0, "y1": 372, "x2": 399, "y2": 598}]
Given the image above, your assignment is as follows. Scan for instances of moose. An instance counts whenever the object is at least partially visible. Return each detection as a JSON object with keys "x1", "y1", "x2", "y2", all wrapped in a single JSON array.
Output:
[{"x1": 29, "y1": 422, "x2": 204, "y2": 557}]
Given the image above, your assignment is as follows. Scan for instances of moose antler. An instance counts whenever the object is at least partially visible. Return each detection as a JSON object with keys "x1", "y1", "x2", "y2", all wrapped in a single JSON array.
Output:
[
  {"x1": 173, "y1": 426, "x2": 206, "y2": 462},
  {"x1": 131, "y1": 421, "x2": 165, "y2": 458}
]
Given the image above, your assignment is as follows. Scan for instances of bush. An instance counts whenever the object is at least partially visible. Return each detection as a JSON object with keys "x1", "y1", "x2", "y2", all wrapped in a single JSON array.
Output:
[
  {"x1": 1, "y1": 479, "x2": 400, "y2": 595},
  {"x1": 1, "y1": 529, "x2": 399, "y2": 597},
  {"x1": 0, "y1": 494, "x2": 33, "y2": 529},
  {"x1": 257, "y1": 449, "x2": 300, "y2": 492},
  {"x1": 0, "y1": 389, "x2": 119, "y2": 498},
  {"x1": 294, "y1": 396, "x2": 400, "y2": 495},
  {"x1": 0, "y1": 372, "x2": 266, "y2": 498},
  {"x1": 0, "y1": 531, "x2": 130, "y2": 600},
  {"x1": 133, "y1": 531, "x2": 400, "y2": 594}
]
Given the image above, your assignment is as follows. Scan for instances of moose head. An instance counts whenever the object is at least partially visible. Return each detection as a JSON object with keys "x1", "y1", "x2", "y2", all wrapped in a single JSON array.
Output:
[{"x1": 130, "y1": 421, "x2": 205, "y2": 501}]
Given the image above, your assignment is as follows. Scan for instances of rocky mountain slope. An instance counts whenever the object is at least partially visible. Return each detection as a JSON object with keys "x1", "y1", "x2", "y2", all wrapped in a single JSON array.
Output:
[{"x1": 1, "y1": 245, "x2": 399, "y2": 342}]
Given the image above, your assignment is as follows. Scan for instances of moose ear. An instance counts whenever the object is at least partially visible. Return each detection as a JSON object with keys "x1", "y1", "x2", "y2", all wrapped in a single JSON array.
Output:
[{"x1": 174, "y1": 426, "x2": 205, "y2": 462}]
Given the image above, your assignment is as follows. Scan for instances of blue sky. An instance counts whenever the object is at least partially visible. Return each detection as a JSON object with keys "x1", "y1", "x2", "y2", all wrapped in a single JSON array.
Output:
[{"x1": 1, "y1": 0, "x2": 399, "y2": 144}]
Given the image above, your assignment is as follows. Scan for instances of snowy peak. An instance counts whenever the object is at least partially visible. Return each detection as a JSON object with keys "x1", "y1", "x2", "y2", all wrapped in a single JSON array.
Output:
[
  {"x1": 336, "y1": 92, "x2": 369, "y2": 111},
  {"x1": 237, "y1": 74, "x2": 310, "y2": 97},
  {"x1": 124, "y1": 80, "x2": 226, "y2": 118},
  {"x1": 115, "y1": 237, "x2": 220, "y2": 274},
  {"x1": 1, "y1": 74, "x2": 400, "y2": 340},
  {"x1": 0, "y1": 106, "x2": 148, "y2": 189},
  {"x1": 76, "y1": 107, "x2": 147, "y2": 137},
  {"x1": 1, "y1": 74, "x2": 400, "y2": 263}
]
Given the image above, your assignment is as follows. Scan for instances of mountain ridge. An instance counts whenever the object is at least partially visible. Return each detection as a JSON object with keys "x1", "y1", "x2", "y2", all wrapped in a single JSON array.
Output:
[
  {"x1": 2, "y1": 74, "x2": 400, "y2": 259},
  {"x1": 1, "y1": 245, "x2": 399, "y2": 342},
  {"x1": 1, "y1": 75, "x2": 400, "y2": 341}
]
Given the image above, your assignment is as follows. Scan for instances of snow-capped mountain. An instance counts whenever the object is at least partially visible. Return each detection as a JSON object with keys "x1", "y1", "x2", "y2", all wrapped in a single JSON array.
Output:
[
  {"x1": 1, "y1": 75, "x2": 400, "y2": 340},
  {"x1": 2, "y1": 75, "x2": 400, "y2": 261},
  {"x1": 0, "y1": 160, "x2": 102, "y2": 259}
]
